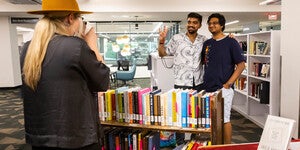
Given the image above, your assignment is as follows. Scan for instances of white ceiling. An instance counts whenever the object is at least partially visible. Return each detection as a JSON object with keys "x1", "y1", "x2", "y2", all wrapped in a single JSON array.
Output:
[{"x1": 0, "y1": 0, "x2": 281, "y2": 33}]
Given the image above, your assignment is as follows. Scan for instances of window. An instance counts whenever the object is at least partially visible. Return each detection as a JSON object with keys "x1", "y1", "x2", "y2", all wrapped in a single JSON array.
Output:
[{"x1": 90, "y1": 21, "x2": 180, "y2": 66}]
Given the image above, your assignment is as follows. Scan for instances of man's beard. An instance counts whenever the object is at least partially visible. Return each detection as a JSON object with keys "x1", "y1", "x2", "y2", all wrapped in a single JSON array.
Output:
[
  {"x1": 188, "y1": 29, "x2": 197, "y2": 34},
  {"x1": 187, "y1": 26, "x2": 197, "y2": 34}
]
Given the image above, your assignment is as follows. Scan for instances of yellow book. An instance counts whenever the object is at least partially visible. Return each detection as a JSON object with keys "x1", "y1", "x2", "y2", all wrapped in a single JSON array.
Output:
[
  {"x1": 160, "y1": 92, "x2": 167, "y2": 126},
  {"x1": 145, "y1": 93, "x2": 150, "y2": 125},
  {"x1": 186, "y1": 140, "x2": 195, "y2": 150},
  {"x1": 191, "y1": 95, "x2": 195, "y2": 128},
  {"x1": 105, "y1": 89, "x2": 114, "y2": 121},
  {"x1": 172, "y1": 90, "x2": 177, "y2": 126}
]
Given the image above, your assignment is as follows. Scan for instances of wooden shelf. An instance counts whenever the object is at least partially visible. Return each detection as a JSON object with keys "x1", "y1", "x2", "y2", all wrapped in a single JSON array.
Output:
[
  {"x1": 100, "y1": 90, "x2": 224, "y2": 145},
  {"x1": 101, "y1": 121, "x2": 211, "y2": 134}
]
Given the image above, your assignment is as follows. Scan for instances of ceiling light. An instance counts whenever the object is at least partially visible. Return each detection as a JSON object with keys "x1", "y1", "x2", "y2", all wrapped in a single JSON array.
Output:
[
  {"x1": 243, "y1": 28, "x2": 250, "y2": 31},
  {"x1": 225, "y1": 20, "x2": 239, "y2": 26},
  {"x1": 259, "y1": 0, "x2": 280, "y2": 5},
  {"x1": 16, "y1": 26, "x2": 34, "y2": 32}
]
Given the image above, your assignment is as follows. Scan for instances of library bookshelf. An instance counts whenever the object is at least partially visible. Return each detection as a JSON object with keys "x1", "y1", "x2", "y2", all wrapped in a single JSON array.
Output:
[
  {"x1": 99, "y1": 88, "x2": 224, "y2": 146},
  {"x1": 233, "y1": 30, "x2": 280, "y2": 128}
]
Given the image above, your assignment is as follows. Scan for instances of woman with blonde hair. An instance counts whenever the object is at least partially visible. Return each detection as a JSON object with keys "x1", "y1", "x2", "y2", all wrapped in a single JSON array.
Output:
[{"x1": 20, "y1": 0, "x2": 109, "y2": 149}]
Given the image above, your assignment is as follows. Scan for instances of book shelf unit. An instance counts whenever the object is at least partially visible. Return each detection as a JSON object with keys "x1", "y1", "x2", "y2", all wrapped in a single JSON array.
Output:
[
  {"x1": 233, "y1": 31, "x2": 280, "y2": 128},
  {"x1": 100, "y1": 90, "x2": 224, "y2": 145}
]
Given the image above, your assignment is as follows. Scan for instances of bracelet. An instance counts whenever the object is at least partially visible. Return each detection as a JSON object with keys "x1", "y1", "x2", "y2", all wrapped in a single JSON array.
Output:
[{"x1": 159, "y1": 43, "x2": 164, "y2": 44}]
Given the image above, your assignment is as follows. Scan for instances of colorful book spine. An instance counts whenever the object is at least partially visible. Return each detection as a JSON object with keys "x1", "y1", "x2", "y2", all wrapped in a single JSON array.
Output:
[
  {"x1": 193, "y1": 95, "x2": 199, "y2": 128},
  {"x1": 201, "y1": 94, "x2": 206, "y2": 128},
  {"x1": 115, "y1": 87, "x2": 129, "y2": 121},
  {"x1": 132, "y1": 90, "x2": 139, "y2": 123},
  {"x1": 157, "y1": 94, "x2": 161, "y2": 125},
  {"x1": 205, "y1": 93, "x2": 211, "y2": 128},
  {"x1": 172, "y1": 90, "x2": 178, "y2": 126},
  {"x1": 138, "y1": 88, "x2": 151, "y2": 124},
  {"x1": 128, "y1": 90, "x2": 134, "y2": 124},
  {"x1": 149, "y1": 89, "x2": 161, "y2": 125},
  {"x1": 153, "y1": 94, "x2": 159, "y2": 125},
  {"x1": 123, "y1": 90, "x2": 129, "y2": 123},
  {"x1": 145, "y1": 93, "x2": 151, "y2": 125},
  {"x1": 190, "y1": 95, "x2": 195, "y2": 128},
  {"x1": 176, "y1": 89, "x2": 182, "y2": 127},
  {"x1": 197, "y1": 90, "x2": 205, "y2": 128},
  {"x1": 181, "y1": 90, "x2": 188, "y2": 127},
  {"x1": 166, "y1": 89, "x2": 173, "y2": 126},
  {"x1": 160, "y1": 92, "x2": 167, "y2": 126},
  {"x1": 142, "y1": 93, "x2": 148, "y2": 125},
  {"x1": 105, "y1": 90, "x2": 114, "y2": 121},
  {"x1": 117, "y1": 92, "x2": 125, "y2": 122},
  {"x1": 98, "y1": 92, "x2": 105, "y2": 121}
]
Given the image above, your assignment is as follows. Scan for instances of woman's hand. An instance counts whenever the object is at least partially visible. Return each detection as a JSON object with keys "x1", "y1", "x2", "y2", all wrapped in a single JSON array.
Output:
[{"x1": 84, "y1": 27, "x2": 105, "y2": 63}]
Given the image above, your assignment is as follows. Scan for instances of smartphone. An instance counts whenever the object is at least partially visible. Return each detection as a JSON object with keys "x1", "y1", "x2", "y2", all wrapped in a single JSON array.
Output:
[{"x1": 84, "y1": 22, "x2": 92, "y2": 35}]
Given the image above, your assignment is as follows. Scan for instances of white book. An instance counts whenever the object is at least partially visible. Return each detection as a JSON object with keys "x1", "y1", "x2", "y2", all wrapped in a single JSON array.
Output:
[
  {"x1": 160, "y1": 92, "x2": 167, "y2": 126},
  {"x1": 123, "y1": 90, "x2": 129, "y2": 123},
  {"x1": 142, "y1": 92, "x2": 149, "y2": 125},
  {"x1": 258, "y1": 115, "x2": 295, "y2": 150},
  {"x1": 176, "y1": 89, "x2": 182, "y2": 127},
  {"x1": 98, "y1": 92, "x2": 105, "y2": 121},
  {"x1": 166, "y1": 89, "x2": 174, "y2": 126}
]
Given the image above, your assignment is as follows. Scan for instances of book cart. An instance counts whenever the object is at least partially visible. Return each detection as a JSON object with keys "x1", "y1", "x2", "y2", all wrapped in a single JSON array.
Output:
[{"x1": 99, "y1": 88, "x2": 224, "y2": 148}]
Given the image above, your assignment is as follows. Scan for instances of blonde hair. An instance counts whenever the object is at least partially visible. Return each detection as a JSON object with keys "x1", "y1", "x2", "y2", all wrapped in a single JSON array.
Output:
[{"x1": 22, "y1": 14, "x2": 72, "y2": 90}]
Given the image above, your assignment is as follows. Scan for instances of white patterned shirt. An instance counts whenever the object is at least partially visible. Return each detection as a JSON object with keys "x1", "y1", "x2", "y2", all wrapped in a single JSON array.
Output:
[{"x1": 165, "y1": 33, "x2": 207, "y2": 86}]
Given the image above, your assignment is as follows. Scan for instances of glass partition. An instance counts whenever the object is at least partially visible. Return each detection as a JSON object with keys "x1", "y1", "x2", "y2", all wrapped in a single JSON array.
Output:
[{"x1": 90, "y1": 21, "x2": 180, "y2": 66}]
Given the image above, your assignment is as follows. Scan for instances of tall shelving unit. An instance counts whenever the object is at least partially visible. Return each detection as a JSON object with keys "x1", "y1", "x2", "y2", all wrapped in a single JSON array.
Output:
[{"x1": 233, "y1": 31, "x2": 281, "y2": 128}]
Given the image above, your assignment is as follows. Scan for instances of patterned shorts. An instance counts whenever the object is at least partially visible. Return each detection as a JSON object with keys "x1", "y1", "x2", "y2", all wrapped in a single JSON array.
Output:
[{"x1": 222, "y1": 87, "x2": 234, "y2": 123}]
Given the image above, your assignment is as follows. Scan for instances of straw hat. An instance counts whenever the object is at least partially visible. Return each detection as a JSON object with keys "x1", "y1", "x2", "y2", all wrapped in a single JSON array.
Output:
[{"x1": 28, "y1": 0, "x2": 92, "y2": 14}]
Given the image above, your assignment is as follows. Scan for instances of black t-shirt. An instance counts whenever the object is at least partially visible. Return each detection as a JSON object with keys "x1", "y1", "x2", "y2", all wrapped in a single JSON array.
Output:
[{"x1": 201, "y1": 36, "x2": 245, "y2": 92}]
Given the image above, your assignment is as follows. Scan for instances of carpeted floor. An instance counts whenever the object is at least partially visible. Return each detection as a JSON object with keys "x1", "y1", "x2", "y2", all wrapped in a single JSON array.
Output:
[{"x1": 0, "y1": 78, "x2": 262, "y2": 150}]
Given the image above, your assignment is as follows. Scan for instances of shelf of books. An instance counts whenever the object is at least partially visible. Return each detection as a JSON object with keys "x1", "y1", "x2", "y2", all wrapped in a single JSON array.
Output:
[
  {"x1": 233, "y1": 31, "x2": 280, "y2": 128},
  {"x1": 98, "y1": 87, "x2": 224, "y2": 148}
]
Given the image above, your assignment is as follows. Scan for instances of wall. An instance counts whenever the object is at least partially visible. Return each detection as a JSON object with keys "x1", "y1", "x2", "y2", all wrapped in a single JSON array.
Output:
[
  {"x1": 281, "y1": 0, "x2": 300, "y2": 138},
  {"x1": 0, "y1": 16, "x2": 22, "y2": 87}
]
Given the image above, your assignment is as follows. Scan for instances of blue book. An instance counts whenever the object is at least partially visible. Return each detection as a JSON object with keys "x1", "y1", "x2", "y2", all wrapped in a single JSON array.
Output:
[
  {"x1": 147, "y1": 132, "x2": 160, "y2": 150},
  {"x1": 181, "y1": 90, "x2": 188, "y2": 127},
  {"x1": 205, "y1": 93, "x2": 210, "y2": 128},
  {"x1": 108, "y1": 128, "x2": 120, "y2": 150}
]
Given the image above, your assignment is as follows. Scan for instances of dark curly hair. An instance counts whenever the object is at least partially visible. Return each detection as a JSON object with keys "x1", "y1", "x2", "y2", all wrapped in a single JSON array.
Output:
[{"x1": 207, "y1": 13, "x2": 226, "y2": 31}]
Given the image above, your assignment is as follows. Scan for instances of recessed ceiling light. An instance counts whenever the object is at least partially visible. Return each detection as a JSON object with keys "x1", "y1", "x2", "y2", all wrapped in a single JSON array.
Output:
[
  {"x1": 16, "y1": 26, "x2": 34, "y2": 32},
  {"x1": 226, "y1": 20, "x2": 239, "y2": 26},
  {"x1": 243, "y1": 28, "x2": 250, "y2": 31},
  {"x1": 259, "y1": 0, "x2": 279, "y2": 5}
]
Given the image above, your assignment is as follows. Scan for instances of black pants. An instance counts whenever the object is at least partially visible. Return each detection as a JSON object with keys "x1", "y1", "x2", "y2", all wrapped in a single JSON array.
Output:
[
  {"x1": 174, "y1": 84, "x2": 203, "y2": 92},
  {"x1": 32, "y1": 143, "x2": 100, "y2": 150},
  {"x1": 174, "y1": 77, "x2": 204, "y2": 92}
]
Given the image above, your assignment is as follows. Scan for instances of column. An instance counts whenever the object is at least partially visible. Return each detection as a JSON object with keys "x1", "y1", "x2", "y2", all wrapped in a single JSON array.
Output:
[{"x1": 0, "y1": 17, "x2": 22, "y2": 87}]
